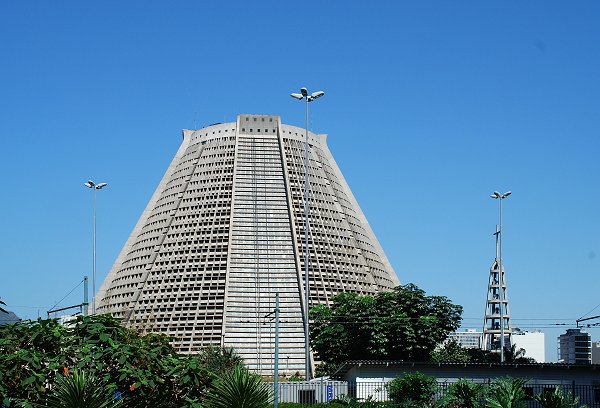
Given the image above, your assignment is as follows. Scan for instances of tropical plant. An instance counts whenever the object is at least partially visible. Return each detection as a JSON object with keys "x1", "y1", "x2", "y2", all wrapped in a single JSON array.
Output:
[
  {"x1": 439, "y1": 379, "x2": 485, "y2": 408},
  {"x1": 485, "y1": 377, "x2": 527, "y2": 408},
  {"x1": 203, "y1": 365, "x2": 272, "y2": 408},
  {"x1": 503, "y1": 344, "x2": 536, "y2": 364},
  {"x1": 32, "y1": 370, "x2": 122, "y2": 408},
  {"x1": 0, "y1": 299, "x2": 7, "y2": 314},
  {"x1": 198, "y1": 344, "x2": 244, "y2": 375},
  {"x1": 534, "y1": 386, "x2": 588, "y2": 408},
  {"x1": 467, "y1": 344, "x2": 536, "y2": 364},
  {"x1": 310, "y1": 284, "x2": 463, "y2": 370},
  {"x1": 385, "y1": 371, "x2": 438, "y2": 406}
]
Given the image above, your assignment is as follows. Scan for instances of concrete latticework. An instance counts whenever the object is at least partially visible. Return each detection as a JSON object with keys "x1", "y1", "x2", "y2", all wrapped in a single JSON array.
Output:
[
  {"x1": 482, "y1": 258, "x2": 512, "y2": 351},
  {"x1": 97, "y1": 114, "x2": 399, "y2": 375}
]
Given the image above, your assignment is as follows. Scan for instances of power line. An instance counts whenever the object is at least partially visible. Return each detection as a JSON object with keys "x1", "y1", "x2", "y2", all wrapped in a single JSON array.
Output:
[
  {"x1": 578, "y1": 301, "x2": 600, "y2": 321},
  {"x1": 47, "y1": 279, "x2": 85, "y2": 313}
]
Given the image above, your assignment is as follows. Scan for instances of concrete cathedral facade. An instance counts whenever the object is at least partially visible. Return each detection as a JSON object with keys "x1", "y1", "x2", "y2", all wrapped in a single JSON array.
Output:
[{"x1": 96, "y1": 114, "x2": 399, "y2": 375}]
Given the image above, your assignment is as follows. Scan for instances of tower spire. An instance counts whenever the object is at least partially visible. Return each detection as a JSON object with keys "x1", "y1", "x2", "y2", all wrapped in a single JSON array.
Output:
[{"x1": 494, "y1": 224, "x2": 500, "y2": 259}]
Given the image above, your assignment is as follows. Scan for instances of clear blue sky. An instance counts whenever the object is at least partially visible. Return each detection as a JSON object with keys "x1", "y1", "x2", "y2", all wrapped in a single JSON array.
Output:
[{"x1": 1, "y1": 1, "x2": 598, "y2": 361}]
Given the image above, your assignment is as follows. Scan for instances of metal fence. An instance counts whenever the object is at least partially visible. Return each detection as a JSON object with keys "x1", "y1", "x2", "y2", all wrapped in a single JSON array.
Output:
[{"x1": 271, "y1": 380, "x2": 600, "y2": 406}]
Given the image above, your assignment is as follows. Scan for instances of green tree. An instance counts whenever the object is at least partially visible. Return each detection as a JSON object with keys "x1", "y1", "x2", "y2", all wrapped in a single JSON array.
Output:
[
  {"x1": 310, "y1": 284, "x2": 463, "y2": 369},
  {"x1": 431, "y1": 339, "x2": 471, "y2": 363},
  {"x1": 467, "y1": 344, "x2": 536, "y2": 364},
  {"x1": 385, "y1": 371, "x2": 438, "y2": 406}
]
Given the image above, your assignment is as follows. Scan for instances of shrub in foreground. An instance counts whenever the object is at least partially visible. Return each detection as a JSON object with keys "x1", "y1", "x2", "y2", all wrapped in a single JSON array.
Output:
[{"x1": 385, "y1": 372, "x2": 438, "y2": 406}]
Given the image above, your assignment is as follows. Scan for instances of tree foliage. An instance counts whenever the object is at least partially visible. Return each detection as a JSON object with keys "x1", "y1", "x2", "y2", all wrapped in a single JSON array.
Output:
[
  {"x1": 431, "y1": 339, "x2": 471, "y2": 363},
  {"x1": 310, "y1": 284, "x2": 463, "y2": 368},
  {"x1": 0, "y1": 314, "x2": 228, "y2": 407},
  {"x1": 465, "y1": 344, "x2": 536, "y2": 364}
]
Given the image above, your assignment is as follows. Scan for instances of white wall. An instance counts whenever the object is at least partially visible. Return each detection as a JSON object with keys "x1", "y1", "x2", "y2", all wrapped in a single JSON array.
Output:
[{"x1": 512, "y1": 331, "x2": 545, "y2": 363}]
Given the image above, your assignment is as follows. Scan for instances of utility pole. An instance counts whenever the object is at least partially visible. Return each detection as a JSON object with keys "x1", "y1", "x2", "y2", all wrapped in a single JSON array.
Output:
[{"x1": 274, "y1": 293, "x2": 280, "y2": 408}]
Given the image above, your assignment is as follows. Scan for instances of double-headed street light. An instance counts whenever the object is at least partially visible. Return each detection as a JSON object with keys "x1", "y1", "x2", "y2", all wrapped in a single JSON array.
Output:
[
  {"x1": 84, "y1": 180, "x2": 108, "y2": 315},
  {"x1": 490, "y1": 190, "x2": 511, "y2": 362},
  {"x1": 290, "y1": 87, "x2": 324, "y2": 381}
]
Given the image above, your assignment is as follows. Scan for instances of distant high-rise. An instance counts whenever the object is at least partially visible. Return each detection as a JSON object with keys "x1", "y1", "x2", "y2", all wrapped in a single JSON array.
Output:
[
  {"x1": 447, "y1": 329, "x2": 482, "y2": 349},
  {"x1": 558, "y1": 328, "x2": 592, "y2": 364},
  {"x1": 97, "y1": 114, "x2": 399, "y2": 375}
]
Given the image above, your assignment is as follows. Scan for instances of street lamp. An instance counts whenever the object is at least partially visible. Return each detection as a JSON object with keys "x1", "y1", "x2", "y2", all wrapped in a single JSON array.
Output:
[
  {"x1": 290, "y1": 87, "x2": 324, "y2": 381},
  {"x1": 84, "y1": 180, "x2": 108, "y2": 315},
  {"x1": 490, "y1": 190, "x2": 511, "y2": 362}
]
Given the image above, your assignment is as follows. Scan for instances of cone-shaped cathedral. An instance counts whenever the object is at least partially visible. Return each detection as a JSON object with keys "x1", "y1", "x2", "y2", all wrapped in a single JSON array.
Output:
[{"x1": 97, "y1": 114, "x2": 399, "y2": 375}]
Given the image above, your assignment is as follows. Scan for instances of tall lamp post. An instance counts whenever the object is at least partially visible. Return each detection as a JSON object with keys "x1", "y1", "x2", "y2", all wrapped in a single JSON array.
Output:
[
  {"x1": 84, "y1": 180, "x2": 108, "y2": 315},
  {"x1": 490, "y1": 190, "x2": 511, "y2": 362},
  {"x1": 290, "y1": 87, "x2": 324, "y2": 381}
]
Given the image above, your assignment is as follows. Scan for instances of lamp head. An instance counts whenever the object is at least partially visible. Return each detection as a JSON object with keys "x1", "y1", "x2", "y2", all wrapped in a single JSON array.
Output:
[
  {"x1": 300, "y1": 87, "x2": 308, "y2": 97},
  {"x1": 492, "y1": 191, "x2": 501, "y2": 199},
  {"x1": 308, "y1": 91, "x2": 325, "y2": 102},
  {"x1": 84, "y1": 181, "x2": 95, "y2": 188},
  {"x1": 96, "y1": 182, "x2": 108, "y2": 190},
  {"x1": 290, "y1": 93, "x2": 304, "y2": 100},
  {"x1": 502, "y1": 191, "x2": 512, "y2": 198}
]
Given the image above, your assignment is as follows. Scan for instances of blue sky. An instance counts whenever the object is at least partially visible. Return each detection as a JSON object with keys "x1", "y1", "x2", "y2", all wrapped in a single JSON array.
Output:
[{"x1": 1, "y1": 1, "x2": 598, "y2": 361}]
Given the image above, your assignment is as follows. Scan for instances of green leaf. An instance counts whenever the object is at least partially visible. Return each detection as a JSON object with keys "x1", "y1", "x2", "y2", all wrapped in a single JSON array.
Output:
[{"x1": 22, "y1": 375, "x2": 37, "y2": 385}]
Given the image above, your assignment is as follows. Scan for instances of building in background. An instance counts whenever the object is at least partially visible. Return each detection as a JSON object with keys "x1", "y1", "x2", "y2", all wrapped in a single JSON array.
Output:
[
  {"x1": 96, "y1": 114, "x2": 399, "y2": 375},
  {"x1": 511, "y1": 328, "x2": 545, "y2": 363},
  {"x1": 447, "y1": 329, "x2": 482, "y2": 349},
  {"x1": 558, "y1": 328, "x2": 592, "y2": 364}
]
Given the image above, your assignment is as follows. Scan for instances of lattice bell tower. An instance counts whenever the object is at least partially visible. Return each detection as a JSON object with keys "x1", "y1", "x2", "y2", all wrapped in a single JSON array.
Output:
[{"x1": 482, "y1": 225, "x2": 512, "y2": 352}]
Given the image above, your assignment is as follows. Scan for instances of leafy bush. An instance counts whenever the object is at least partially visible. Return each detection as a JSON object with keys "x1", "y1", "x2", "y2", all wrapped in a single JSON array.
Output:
[
  {"x1": 385, "y1": 372, "x2": 438, "y2": 406},
  {"x1": 0, "y1": 315, "x2": 217, "y2": 407},
  {"x1": 485, "y1": 377, "x2": 527, "y2": 408},
  {"x1": 534, "y1": 387, "x2": 588, "y2": 408}
]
